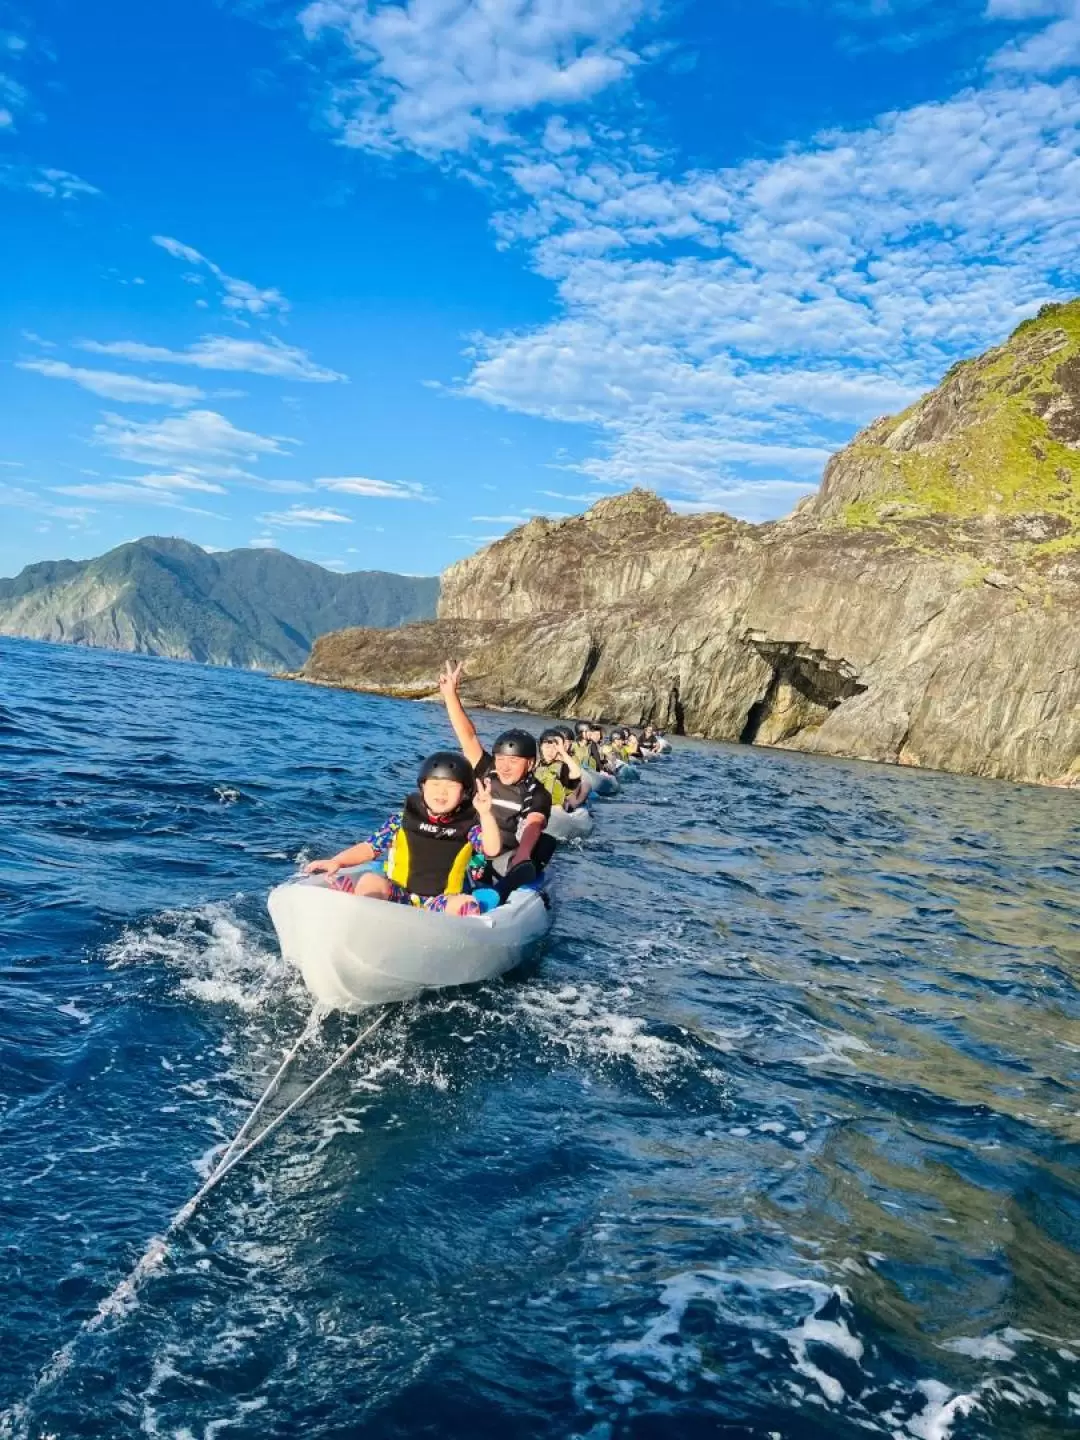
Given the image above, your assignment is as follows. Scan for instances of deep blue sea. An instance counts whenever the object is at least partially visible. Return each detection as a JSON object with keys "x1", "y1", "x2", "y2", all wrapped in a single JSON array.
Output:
[{"x1": 1, "y1": 636, "x2": 1079, "y2": 1440}]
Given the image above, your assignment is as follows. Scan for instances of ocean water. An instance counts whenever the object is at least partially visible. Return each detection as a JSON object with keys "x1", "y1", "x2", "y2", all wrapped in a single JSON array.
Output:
[{"x1": 1, "y1": 635, "x2": 1078, "y2": 1440}]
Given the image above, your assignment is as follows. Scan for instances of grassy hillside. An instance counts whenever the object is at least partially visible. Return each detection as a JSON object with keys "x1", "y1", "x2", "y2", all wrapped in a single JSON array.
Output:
[{"x1": 818, "y1": 299, "x2": 1080, "y2": 554}]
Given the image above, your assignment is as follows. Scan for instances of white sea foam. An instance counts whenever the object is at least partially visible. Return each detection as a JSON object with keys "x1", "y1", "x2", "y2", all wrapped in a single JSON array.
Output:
[
  {"x1": 509, "y1": 981, "x2": 725, "y2": 1094},
  {"x1": 103, "y1": 901, "x2": 298, "y2": 1012},
  {"x1": 56, "y1": 1001, "x2": 91, "y2": 1024},
  {"x1": 905, "y1": 1380, "x2": 980, "y2": 1440},
  {"x1": 941, "y1": 1334, "x2": 1017, "y2": 1361},
  {"x1": 590, "y1": 1262, "x2": 1006, "y2": 1440}
]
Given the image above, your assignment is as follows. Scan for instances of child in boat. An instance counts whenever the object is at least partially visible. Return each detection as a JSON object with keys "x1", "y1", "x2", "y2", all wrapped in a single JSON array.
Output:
[
  {"x1": 304, "y1": 751, "x2": 502, "y2": 916},
  {"x1": 536, "y1": 728, "x2": 588, "y2": 810},
  {"x1": 438, "y1": 660, "x2": 555, "y2": 896}
]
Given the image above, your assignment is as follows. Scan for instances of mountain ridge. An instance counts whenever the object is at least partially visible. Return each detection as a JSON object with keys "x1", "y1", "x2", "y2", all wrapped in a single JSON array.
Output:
[{"x1": 0, "y1": 536, "x2": 439, "y2": 671}]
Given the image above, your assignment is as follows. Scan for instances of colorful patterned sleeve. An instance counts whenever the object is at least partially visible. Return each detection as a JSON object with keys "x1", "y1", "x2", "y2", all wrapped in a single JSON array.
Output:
[
  {"x1": 364, "y1": 812, "x2": 402, "y2": 856},
  {"x1": 466, "y1": 823, "x2": 489, "y2": 887}
]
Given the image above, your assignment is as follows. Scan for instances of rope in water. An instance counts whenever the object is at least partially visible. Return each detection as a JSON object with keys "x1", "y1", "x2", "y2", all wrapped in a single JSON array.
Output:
[{"x1": 0, "y1": 1004, "x2": 390, "y2": 1438}]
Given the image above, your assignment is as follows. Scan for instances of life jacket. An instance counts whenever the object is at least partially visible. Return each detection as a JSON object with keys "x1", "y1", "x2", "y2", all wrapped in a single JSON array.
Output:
[
  {"x1": 570, "y1": 740, "x2": 590, "y2": 766},
  {"x1": 483, "y1": 768, "x2": 549, "y2": 851},
  {"x1": 385, "y1": 791, "x2": 477, "y2": 897},
  {"x1": 535, "y1": 761, "x2": 571, "y2": 808}
]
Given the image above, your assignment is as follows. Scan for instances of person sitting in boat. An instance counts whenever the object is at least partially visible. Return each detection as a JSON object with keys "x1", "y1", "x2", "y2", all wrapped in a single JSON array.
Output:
[
  {"x1": 623, "y1": 729, "x2": 643, "y2": 760},
  {"x1": 438, "y1": 661, "x2": 555, "y2": 897},
  {"x1": 303, "y1": 751, "x2": 501, "y2": 916},
  {"x1": 571, "y1": 722, "x2": 594, "y2": 768},
  {"x1": 536, "y1": 728, "x2": 588, "y2": 810},
  {"x1": 639, "y1": 723, "x2": 664, "y2": 755},
  {"x1": 585, "y1": 722, "x2": 617, "y2": 772},
  {"x1": 602, "y1": 727, "x2": 629, "y2": 764}
]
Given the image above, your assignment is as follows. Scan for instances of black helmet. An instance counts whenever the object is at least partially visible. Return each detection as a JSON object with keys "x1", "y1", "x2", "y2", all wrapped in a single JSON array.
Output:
[
  {"x1": 418, "y1": 751, "x2": 474, "y2": 788},
  {"x1": 556, "y1": 724, "x2": 575, "y2": 743},
  {"x1": 539, "y1": 727, "x2": 562, "y2": 747},
  {"x1": 492, "y1": 728, "x2": 537, "y2": 760}
]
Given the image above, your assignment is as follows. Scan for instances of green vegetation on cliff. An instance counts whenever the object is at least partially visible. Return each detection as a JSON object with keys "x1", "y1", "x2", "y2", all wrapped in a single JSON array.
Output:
[{"x1": 821, "y1": 300, "x2": 1080, "y2": 553}]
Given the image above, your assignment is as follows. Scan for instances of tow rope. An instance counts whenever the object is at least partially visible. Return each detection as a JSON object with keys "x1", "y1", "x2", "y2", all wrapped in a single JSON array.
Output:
[{"x1": 1, "y1": 1005, "x2": 390, "y2": 1438}]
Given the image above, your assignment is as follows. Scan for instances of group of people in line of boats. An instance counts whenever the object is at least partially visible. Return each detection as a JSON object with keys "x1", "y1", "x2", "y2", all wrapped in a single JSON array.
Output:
[{"x1": 305, "y1": 660, "x2": 669, "y2": 918}]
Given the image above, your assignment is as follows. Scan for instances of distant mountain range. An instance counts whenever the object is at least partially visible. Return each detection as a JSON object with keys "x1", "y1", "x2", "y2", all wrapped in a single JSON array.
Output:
[{"x1": 0, "y1": 537, "x2": 439, "y2": 670}]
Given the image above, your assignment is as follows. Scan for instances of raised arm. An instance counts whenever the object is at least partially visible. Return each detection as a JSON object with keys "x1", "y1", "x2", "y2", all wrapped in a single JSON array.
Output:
[
  {"x1": 554, "y1": 734, "x2": 582, "y2": 780},
  {"x1": 472, "y1": 778, "x2": 503, "y2": 858},
  {"x1": 438, "y1": 660, "x2": 484, "y2": 768}
]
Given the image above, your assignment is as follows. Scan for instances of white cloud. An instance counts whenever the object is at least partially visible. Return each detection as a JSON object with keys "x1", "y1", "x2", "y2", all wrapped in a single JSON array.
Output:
[
  {"x1": 247, "y1": 477, "x2": 314, "y2": 493},
  {"x1": 456, "y1": 74, "x2": 1080, "y2": 510},
  {"x1": 17, "y1": 359, "x2": 205, "y2": 407},
  {"x1": 1, "y1": 165, "x2": 100, "y2": 199},
  {"x1": 316, "y1": 475, "x2": 428, "y2": 499},
  {"x1": 92, "y1": 409, "x2": 290, "y2": 468},
  {"x1": 249, "y1": 535, "x2": 279, "y2": 548},
  {"x1": 470, "y1": 513, "x2": 528, "y2": 523},
  {"x1": 280, "y1": 0, "x2": 1080, "y2": 518},
  {"x1": 78, "y1": 335, "x2": 344, "y2": 382},
  {"x1": 300, "y1": 0, "x2": 649, "y2": 154},
  {"x1": 152, "y1": 234, "x2": 289, "y2": 315},
  {"x1": 987, "y1": 0, "x2": 1080, "y2": 71},
  {"x1": 260, "y1": 505, "x2": 353, "y2": 526},
  {"x1": 0, "y1": 483, "x2": 94, "y2": 522},
  {"x1": 52, "y1": 480, "x2": 219, "y2": 515},
  {"x1": 130, "y1": 471, "x2": 227, "y2": 494}
]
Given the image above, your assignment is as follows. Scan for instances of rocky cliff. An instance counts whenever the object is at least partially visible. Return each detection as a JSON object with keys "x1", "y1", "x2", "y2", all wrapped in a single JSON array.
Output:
[
  {"x1": 301, "y1": 301, "x2": 1080, "y2": 787},
  {"x1": 0, "y1": 537, "x2": 439, "y2": 670}
]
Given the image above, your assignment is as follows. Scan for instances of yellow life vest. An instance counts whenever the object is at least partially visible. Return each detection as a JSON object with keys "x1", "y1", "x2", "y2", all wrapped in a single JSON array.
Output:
[
  {"x1": 385, "y1": 794, "x2": 475, "y2": 897},
  {"x1": 534, "y1": 761, "x2": 570, "y2": 808}
]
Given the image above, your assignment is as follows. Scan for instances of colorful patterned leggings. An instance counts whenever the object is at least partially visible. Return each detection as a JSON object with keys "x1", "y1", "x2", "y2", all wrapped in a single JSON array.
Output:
[{"x1": 330, "y1": 872, "x2": 480, "y2": 916}]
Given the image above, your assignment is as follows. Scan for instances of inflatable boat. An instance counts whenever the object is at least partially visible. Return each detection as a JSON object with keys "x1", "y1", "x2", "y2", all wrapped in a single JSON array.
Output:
[
  {"x1": 612, "y1": 761, "x2": 641, "y2": 783},
  {"x1": 579, "y1": 766, "x2": 619, "y2": 798},
  {"x1": 545, "y1": 805, "x2": 595, "y2": 842},
  {"x1": 268, "y1": 866, "x2": 553, "y2": 1011}
]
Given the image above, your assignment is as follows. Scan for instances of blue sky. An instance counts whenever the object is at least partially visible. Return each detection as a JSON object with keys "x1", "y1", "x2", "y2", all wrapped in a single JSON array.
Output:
[{"x1": 2, "y1": 0, "x2": 1079, "y2": 577}]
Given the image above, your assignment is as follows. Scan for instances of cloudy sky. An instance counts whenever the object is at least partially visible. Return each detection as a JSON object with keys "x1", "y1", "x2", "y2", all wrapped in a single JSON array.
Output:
[{"x1": 3, "y1": 0, "x2": 1079, "y2": 575}]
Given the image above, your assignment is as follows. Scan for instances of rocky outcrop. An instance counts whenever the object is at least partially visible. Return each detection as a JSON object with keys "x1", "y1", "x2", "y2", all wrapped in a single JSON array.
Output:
[
  {"x1": 0, "y1": 537, "x2": 439, "y2": 671},
  {"x1": 301, "y1": 302, "x2": 1080, "y2": 788}
]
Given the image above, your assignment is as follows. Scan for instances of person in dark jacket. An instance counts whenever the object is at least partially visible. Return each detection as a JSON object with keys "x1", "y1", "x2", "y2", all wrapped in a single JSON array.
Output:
[{"x1": 439, "y1": 661, "x2": 556, "y2": 897}]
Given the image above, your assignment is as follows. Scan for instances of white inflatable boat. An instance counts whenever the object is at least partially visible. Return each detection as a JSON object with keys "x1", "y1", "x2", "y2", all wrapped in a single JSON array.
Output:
[
  {"x1": 579, "y1": 767, "x2": 619, "y2": 798},
  {"x1": 545, "y1": 805, "x2": 595, "y2": 842},
  {"x1": 268, "y1": 866, "x2": 554, "y2": 1011}
]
